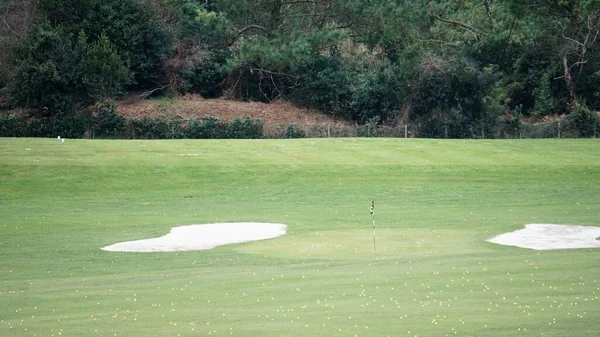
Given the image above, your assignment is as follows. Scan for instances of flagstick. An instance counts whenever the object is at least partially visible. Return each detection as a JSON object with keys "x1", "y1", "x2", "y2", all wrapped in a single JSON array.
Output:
[{"x1": 372, "y1": 201, "x2": 376, "y2": 252}]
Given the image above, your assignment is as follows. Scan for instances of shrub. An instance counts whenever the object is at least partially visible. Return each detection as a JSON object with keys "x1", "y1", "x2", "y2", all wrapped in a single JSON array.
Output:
[
  {"x1": 0, "y1": 114, "x2": 27, "y2": 137},
  {"x1": 563, "y1": 103, "x2": 598, "y2": 137},
  {"x1": 349, "y1": 65, "x2": 404, "y2": 123},
  {"x1": 25, "y1": 118, "x2": 54, "y2": 137},
  {"x1": 92, "y1": 101, "x2": 125, "y2": 138},
  {"x1": 129, "y1": 116, "x2": 171, "y2": 139},
  {"x1": 532, "y1": 72, "x2": 557, "y2": 118},
  {"x1": 174, "y1": 50, "x2": 228, "y2": 98},
  {"x1": 292, "y1": 53, "x2": 351, "y2": 116},
  {"x1": 40, "y1": 0, "x2": 170, "y2": 89},
  {"x1": 53, "y1": 113, "x2": 91, "y2": 138},
  {"x1": 166, "y1": 119, "x2": 185, "y2": 139},
  {"x1": 17, "y1": 112, "x2": 90, "y2": 138},
  {"x1": 9, "y1": 25, "x2": 82, "y2": 114},
  {"x1": 226, "y1": 117, "x2": 264, "y2": 139},
  {"x1": 185, "y1": 116, "x2": 225, "y2": 139},
  {"x1": 410, "y1": 58, "x2": 495, "y2": 138},
  {"x1": 9, "y1": 27, "x2": 131, "y2": 115}
]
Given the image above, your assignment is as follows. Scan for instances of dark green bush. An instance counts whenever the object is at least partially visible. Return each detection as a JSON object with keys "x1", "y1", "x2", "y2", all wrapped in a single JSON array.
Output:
[
  {"x1": 185, "y1": 116, "x2": 225, "y2": 139},
  {"x1": 563, "y1": 103, "x2": 599, "y2": 138},
  {"x1": 532, "y1": 72, "x2": 558, "y2": 118},
  {"x1": 176, "y1": 52, "x2": 228, "y2": 98},
  {"x1": 25, "y1": 118, "x2": 54, "y2": 137},
  {"x1": 9, "y1": 27, "x2": 131, "y2": 115},
  {"x1": 10, "y1": 26, "x2": 83, "y2": 114},
  {"x1": 19, "y1": 112, "x2": 90, "y2": 138},
  {"x1": 349, "y1": 65, "x2": 404, "y2": 123},
  {"x1": 53, "y1": 113, "x2": 91, "y2": 138},
  {"x1": 40, "y1": 0, "x2": 170, "y2": 89},
  {"x1": 0, "y1": 114, "x2": 28, "y2": 137},
  {"x1": 292, "y1": 53, "x2": 351, "y2": 116},
  {"x1": 166, "y1": 119, "x2": 186, "y2": 139},
  {"x1": 92, "y1": 101, "x2": 125, "y2": 138},
  {"x1": 226, "y1": 117, "x2": 264, "y2": 139},
  {"x1": 170, "y1": 2, "x2": 229, "y2": 97},
  {"x1": 129, "y1": 116, "x2": 171, "y2": 139},
  {"x1": 410, "y1": 59, "x2": 495, "y2": 138},
  {"x1": 419, "y1": 109, "x2": 474, "y2": 138}
]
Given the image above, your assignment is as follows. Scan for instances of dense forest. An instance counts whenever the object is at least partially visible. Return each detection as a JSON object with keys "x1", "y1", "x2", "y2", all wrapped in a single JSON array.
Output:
[{"x1": 1, "y1": 0, "x2": 599, "y2": 138}]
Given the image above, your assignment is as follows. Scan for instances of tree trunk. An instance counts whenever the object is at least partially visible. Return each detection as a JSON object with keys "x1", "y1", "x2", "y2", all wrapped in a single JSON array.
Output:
[{"x1": 562, "y1": 55, "x2": 578, "y2": 104}]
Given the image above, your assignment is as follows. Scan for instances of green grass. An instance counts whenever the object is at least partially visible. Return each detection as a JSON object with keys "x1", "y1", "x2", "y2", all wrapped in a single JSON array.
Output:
[{"x1": 1, "y1": 138, "x2": 599, "y2": 337}]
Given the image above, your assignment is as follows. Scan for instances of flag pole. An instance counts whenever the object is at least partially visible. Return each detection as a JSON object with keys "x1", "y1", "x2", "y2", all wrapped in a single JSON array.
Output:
[{"x1": 370, "y1": 200, "x2": 376, "y2": 252}]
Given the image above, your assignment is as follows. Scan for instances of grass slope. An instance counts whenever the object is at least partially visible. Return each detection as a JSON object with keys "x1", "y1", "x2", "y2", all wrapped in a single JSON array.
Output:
[{"x1": 1, "y1": 138, "x2": 599, "y2": 337}]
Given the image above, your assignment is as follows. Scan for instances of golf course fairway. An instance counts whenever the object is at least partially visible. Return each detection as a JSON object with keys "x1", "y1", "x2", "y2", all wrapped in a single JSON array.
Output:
[{"x1": 1, "y1": 138, "x2": 599, "y2": 336}]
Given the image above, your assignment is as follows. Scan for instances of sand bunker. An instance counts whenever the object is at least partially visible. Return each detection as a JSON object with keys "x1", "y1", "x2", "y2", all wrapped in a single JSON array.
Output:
[
  {"x1": 488, "y1": 224, "x2": 600, "y2": 250},
  {"x1": 102, "y1": 222, "x2": 287, "y2": 252}
]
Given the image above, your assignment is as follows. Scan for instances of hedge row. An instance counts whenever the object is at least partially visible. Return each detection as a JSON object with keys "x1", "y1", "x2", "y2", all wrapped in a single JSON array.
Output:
[
  {"x1": 0, "y1": 104, "x2": 264, "y2": 139},
  {"x1": 1, "y1": 104, "x2": 598, "y2": 139}
]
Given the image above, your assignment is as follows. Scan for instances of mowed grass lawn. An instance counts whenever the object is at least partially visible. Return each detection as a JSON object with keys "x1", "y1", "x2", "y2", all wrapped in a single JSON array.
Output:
[{"x1": 1, "y1": 138, "x2": 599, "y2": 337}]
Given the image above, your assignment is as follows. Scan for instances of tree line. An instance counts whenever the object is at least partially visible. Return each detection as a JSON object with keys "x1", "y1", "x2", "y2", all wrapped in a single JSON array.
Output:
[{"x1": 1, "y1": 0, "x2": 599, "y2": 138}]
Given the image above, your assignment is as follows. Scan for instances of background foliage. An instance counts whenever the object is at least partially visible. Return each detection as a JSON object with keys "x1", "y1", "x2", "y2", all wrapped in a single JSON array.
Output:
[{"x1": 1, "y1": 0, "x2": 599, "y2": 137}]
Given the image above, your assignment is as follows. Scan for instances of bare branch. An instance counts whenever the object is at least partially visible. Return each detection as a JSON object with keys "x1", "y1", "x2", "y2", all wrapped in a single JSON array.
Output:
[
  {"x1": 433, "y1": 15, "x2": 482, "y2": 41},
  {"x1": 140, "y1": 84, "x2": 172, "y2": 99},
  {"x1": 335, "y1": 21, "x2": 354, "y2": 30},
  {"x1": 569, "y1": 60, "x2": 587, "y2": 70},
  {"x1": 250, "y1": 67, "x2": 301, "y2": 80},
  {"x1": 226, "y1": 25, "x2": 268, "y2": 47},
  {"x1": 588, "y1": 15, "x2": 600, "y2": 46},
  {"x1": 2, "y1": 11, "x2": 21, "y2": 38},
  {"x1": 561, "y1": 29, "x2": 584, "y2": 47}
]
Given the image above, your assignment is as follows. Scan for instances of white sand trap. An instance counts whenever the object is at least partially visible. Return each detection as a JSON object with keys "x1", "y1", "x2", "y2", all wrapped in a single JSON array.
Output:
[
  {"x1": 102, "y1": 222, "x2": 287, "y2": 252},
  {"x1": 488, "y1": 224, "x2": 600, "y2": 250}
]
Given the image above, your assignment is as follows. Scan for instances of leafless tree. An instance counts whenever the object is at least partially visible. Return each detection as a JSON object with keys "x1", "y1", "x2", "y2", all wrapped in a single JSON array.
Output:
[{"x1": 559, "y1": 12, "x2": 600, "y2": 103}]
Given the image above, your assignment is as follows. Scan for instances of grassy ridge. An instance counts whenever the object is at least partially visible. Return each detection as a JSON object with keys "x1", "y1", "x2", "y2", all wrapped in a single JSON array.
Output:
[{"x1": 1, "y1": 138, "x2": 599, "y2": 336}]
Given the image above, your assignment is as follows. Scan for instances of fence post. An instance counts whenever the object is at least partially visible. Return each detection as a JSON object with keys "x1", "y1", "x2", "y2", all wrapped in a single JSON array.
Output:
[
  {"x1": 327, "y1": 124, "x2": 331, "y2": 138},
  {"x1": 558, "y1": 120, "x2": 561, "y2": 139},
  {"x1": 405, "y1": 124, "x2": 408, "y2": 139}
]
